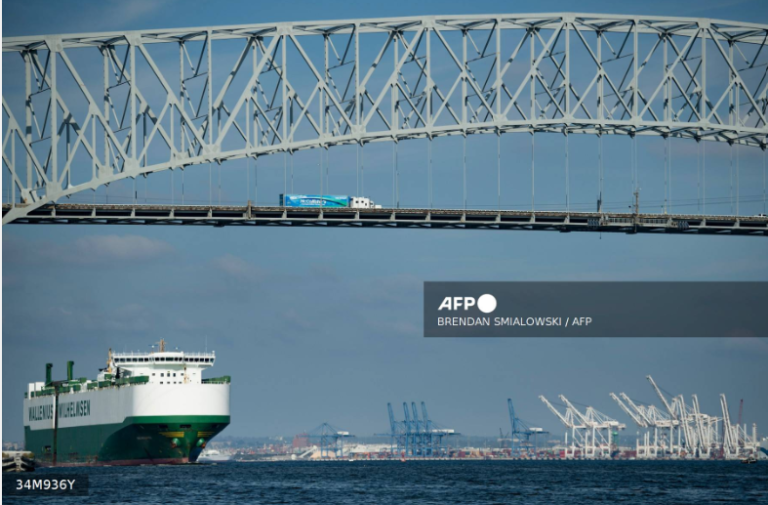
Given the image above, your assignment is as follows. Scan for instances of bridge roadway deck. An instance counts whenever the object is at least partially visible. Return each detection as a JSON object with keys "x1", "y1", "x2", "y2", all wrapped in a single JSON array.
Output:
[{"x1": 3, "y1": 203, "x2": 767, "y2": 236}]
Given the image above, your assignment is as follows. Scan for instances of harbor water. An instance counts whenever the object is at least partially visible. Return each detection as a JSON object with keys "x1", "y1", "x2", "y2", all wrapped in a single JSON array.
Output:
[{"x1": 3, "y1": 460, "x2": 766, "y2": 504}]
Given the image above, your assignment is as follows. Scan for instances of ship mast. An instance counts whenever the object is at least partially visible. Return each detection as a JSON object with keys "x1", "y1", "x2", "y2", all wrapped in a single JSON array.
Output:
[{"x1": 107, "y1": 348, "x2": 113, "y2": 374}]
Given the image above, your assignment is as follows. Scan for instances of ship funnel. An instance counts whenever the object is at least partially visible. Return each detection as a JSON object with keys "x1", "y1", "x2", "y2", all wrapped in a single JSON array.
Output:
[
  {"x1": 45, "y1": 363, "x2": 53, "y2": 386},
  {"x1": 66, "y1": 361, "x2": 74, "y2": 382}
]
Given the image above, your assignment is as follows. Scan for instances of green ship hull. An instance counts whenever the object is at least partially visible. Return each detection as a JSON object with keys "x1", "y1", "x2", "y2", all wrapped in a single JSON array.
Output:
[{"x1": 25, "y1": 415, "x2": 230, "y2": 466}]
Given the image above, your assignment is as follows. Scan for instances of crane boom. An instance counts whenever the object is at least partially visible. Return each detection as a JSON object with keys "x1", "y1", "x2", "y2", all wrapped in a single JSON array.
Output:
[
  {"x1": 402, "y1": 402, "x2": 411, "y2": 436},
  {"x1": 619, "y1": 393, "x2": 653, "y2": 425},
  {"x1": 720, "y1": 394, "x2": 734, "y2": 454},
  {"x1": 646, "y1": 375, "x2": 677, "y2": 419},
  {"x1": 421, "y1": 402, "x2": 430, "y2": 432},
  {"x1": 411, "y1": 402, "x2": 421, "y2": 433},
  {"x1": 610, "y1": 393, "x2": 647, "y2": 427},
  {"x1": 539, "y1": 395, "x2": 571, "y2": 427},
  {"x1": 559, "y1": 395, "x2": 592, "y2": 426},
  {"x1": 676, "y1": 395, "x2": 695, "y2": 451},
  {"x1": 691, "y1": 394, "x2": 707, "y2": 454},
  {"x1": 507, "y1": 398, "x2": 517, "y2": 432}
]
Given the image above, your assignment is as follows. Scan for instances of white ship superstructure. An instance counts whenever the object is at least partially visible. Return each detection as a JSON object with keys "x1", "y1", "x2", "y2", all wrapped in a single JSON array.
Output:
[{"x1": 23, "y1": 340, "x2": 231, "y2": 466}]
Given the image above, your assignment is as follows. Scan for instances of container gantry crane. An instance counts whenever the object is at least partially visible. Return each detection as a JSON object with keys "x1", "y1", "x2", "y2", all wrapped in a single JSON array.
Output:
[
  {"x1": 539, "y1": 395, "x2": 585, "y2": 459},
  {"x1": 385, "y1": 402, "x2": 456, "y2": 458},
  {"x1": 307, "y1": 423, "x2": 354, "y2": 458},
  {"x1": 646, "y1": 376, "x2": 682, "y2": 456},
  {"x1": 507, "y1": 398, "x2": 548, "y2": 458},
  {"x1": 610, "y1": 393, "x2": 652, "y2": 459}
]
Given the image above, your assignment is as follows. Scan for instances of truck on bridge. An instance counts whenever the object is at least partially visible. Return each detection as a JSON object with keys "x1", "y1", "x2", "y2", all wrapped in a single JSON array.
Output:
[{"x1": 279, "y1": 194, "x2": 382, "y2": 209}]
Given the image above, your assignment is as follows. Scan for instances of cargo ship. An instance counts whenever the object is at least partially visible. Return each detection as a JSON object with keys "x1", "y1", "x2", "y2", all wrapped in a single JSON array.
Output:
[{"x1": 23, "y1": 340, "x2": 230, "y2": 466}]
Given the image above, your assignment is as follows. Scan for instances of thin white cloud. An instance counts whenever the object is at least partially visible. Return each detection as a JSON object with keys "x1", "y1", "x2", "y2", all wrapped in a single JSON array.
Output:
[
  {"x1": 3, "y1": 234, "x2": 174, "y2": 265},
  {"x1": 73, "y1": 235, "x2": 174, "y2": 261},
  {"x1": 211, "y1": 254, "x2": 264, "y2": 282}
]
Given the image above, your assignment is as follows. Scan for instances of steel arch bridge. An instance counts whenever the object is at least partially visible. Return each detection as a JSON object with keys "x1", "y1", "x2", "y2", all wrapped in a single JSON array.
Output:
[{"x1": 2, "y1": 13, "x2": 768, "y2": 231}]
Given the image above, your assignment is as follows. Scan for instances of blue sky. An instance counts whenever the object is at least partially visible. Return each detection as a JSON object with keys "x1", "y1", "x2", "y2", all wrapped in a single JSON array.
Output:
[{"x1": 3, "y1": 0, "x2": 768, "y2": 442}]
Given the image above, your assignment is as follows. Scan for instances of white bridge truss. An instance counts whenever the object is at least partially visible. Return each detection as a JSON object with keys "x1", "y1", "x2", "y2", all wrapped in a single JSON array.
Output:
[{"x1": 3, "y1": 13, "x2": 768, "y2": 223}]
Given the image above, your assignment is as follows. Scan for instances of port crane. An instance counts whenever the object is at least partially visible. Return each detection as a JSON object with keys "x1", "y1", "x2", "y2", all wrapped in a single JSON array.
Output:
[
  {"x1": 675, "y1": 394, "x2": 721, "y2": 459},
  {"x1": 721, "y1": 394, "x2": 739, "y2": 459},
  {"x1": 507, "y1": 398, "x2": 548, "y2": 458},
  {"x1": 307, "y1": 423, "x2": 354, "y2": 459},
  {"x1": 690, "y1": 394, "x2": 716, "y2": 459},
  {"x1": 618, "y1": 393, "x2": 675, "y2": 458},
  {"x1": 675, "y1": 395, "x2": 698, "y2": 458},
  {"x1": 720, "y1": 394, "x2": 760, "y2": 459},
  {"x1": 610, "y1": 393, "x2": 647, "y2": 428},
  {"x1": 539, "y1": 395, "x2": 586, "y2": 459},
  {"x1": 558, "y1": 395, "x2": 625, "y2": 458},
  {"x1": 610, "y1": 393, "x2": 654, "y2": 458},
  {"x1": 385, "y1": 401, "x2": 456, "y2": 458},
  {"x1": 646, "y1": 376, "x2": 683, "y2": 456},
  {"x1": 403, "y1": 402, "x2": 414, "y2": 456}
]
